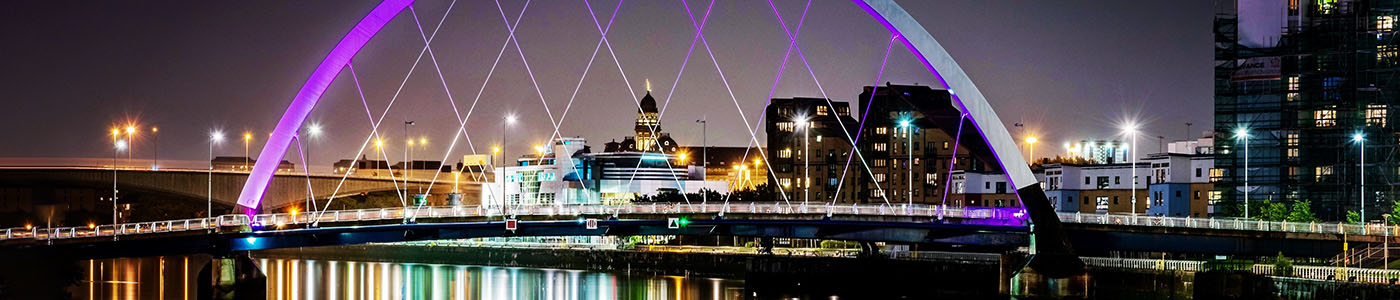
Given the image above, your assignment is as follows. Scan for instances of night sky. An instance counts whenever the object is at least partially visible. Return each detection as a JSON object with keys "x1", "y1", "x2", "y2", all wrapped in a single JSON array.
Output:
[{"x1": 0, "y1": 1, "x2": 1211, "y2": 170}]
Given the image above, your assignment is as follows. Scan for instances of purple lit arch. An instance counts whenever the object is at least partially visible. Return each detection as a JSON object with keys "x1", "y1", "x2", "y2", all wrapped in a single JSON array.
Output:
[{"x1": 239, "y1": 0, "x2": 1039, "y2": 226}]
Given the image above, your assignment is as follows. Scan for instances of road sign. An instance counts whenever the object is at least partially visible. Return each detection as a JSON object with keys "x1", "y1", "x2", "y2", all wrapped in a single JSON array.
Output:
[
  {"x1": 667, "y1": 218, "x2": 680, "y2": 229},
  {"x1": 585, "y1": 218, "x2": 598, "y2": 230},
  {"x1": 505, "y1": 219, "x2": 518, "y2": 231}
]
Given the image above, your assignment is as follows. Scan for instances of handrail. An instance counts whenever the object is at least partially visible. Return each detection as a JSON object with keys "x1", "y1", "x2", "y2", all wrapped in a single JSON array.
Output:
[{"x1": 7, "y1": 203, "x2": 1400, "y2": 242}]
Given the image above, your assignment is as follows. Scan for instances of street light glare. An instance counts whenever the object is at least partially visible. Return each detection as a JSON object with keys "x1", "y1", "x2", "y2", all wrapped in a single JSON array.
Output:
[
  {"x1": 211, "y1": 130, "x2": 224, "y2": 142},
  {"x1": 505, "y1": 114, "x2": 517, "y2": 124},
  {"x1": 307, "y1": 123, "x2": 323, "y2": 136},
  {"x1": 244, "y1": 132, "x2": 252, "y2": 140},
  {"x1": 125, "y1": 126, "x2": 136, "y2": 135},
  {"x1": 899, "y1": 119, "x2": 911, "y2": 127},
  {"x1": 1025, "y1": 136, "x2": 1038, "y2": 144},
  {"x1": 1120, "y1": 122, "x2": 1138, "y2": 135},
  {"x1": 1234, "y1": 128, "x2": 1249, "y2": 138},
  {"x1": 1353, "y1": 133, "x2": 1365, "y2": 142}
]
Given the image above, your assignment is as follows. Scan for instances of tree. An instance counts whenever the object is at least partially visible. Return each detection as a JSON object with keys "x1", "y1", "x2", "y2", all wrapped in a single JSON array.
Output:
[
  {"x1": 1390, "y1": 202, "x2": 1400, "y2": 225},
  {"x1": 1256, "y1": 200, "x2": 1287, "y2": 222},
  {"x1": 1347, "y1": 211, "x2": 1363, "y2": 224},
  {"x1": 1285, "y1": 201, "x2": 1318, "y2": 223},
  {"x1": 1273, "y1": 252, "x2": 1294, "y2": 277}
]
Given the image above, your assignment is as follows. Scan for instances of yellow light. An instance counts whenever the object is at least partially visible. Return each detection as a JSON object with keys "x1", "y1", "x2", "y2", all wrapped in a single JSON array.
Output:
[
  {"x1": 275, "y1": 221, "x2": 285, "y2": 228},
  {"x1": 111, "y1": 128, "x2": 120, "y2": 136},
  {"x1": 534, "y1": 145, "x2": 544, "y2": 153},
  {"x1": 407, "y1": 140, "x2": 414, "y2": 146},
  {"x1": 754, "y1": 158, "x2": 762, "y2": 167},
  {"x1": 678, "y1": 153, "x2": 687, "y2": 162},
  {"x1": 375, "y1": 139, "x2": 383, "y2": 147},
  {"x1": 1025, "y1": 136, "x2": 1037, "y2": 144},
  {"x1": 125, "y1": 126, "x2": 136, "y2": 135},
  {"x1": 492, "y1": 146, "x2": 501, "y2": 153},
  {"x1": 289, "y1": 208, "x2": 299, "y2": 216},
  {"x1": 24, "y1": 224, "x2": 32, "y2": 230},
  {"x1": 151, "y1": 127, "x2": 158, "y2": 133},
  {"x1": 244, "y1": 133, "x2": 252, "y2": 141},
  {"x1": 88, "y1": 223, "x2": 96, "y2": 229},
  {"x1": 419, "y1": 137, "x2": 427, "y2": 145}
]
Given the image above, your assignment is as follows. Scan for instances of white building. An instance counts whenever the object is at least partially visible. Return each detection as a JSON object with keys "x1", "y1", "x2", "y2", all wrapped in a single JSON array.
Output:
[{"x1": 484, "y1": 137, "x2": 728, "y2": 206}]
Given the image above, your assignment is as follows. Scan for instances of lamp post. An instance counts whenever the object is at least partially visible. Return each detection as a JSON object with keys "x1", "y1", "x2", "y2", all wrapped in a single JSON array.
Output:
[
  {"x1": 501, "y1": 114, "x2": 517, "y2": 215},
  {"x1": 125, "y1": 126, "x2": 136, "y2": 169},
  {"x1": 1235, "y1": 128, "x2": 1249, "y2": 219},
  {"x1": 697, "y1": 117, "x2": 707, "y2": 204},
  {"x1": 151, "y1": 127, "x2": 159, "y2": 171},
  {"x1": 306, "y1": 123, "x2": 322, "y2": 174},
  {"x1": 1123, "y1": 123, "x2": 1138, "y2": 215},
  {"x1": 403, "y1": 121, "x2": 416, "y2": 190},
  {"x1": 374, "y1": 138, "x2": 384, "y2": 176},
  {"x1": 797, "y1": 116, "x2": 810, "y2": 206},
  {"x1": 1355, "y1": 132, "x2": 1366, "y2": 222},
  {"x1": 209, "y1": 131, "x2": 224, "y2": 218},
  {"x1": 1024, "y1": 136, "x2": 1038, "y2": 165},
  {"x1": 243, "y1": 132, "x2": 253, "y2": 171},
  {"x1": 900, "y1": 119, "x2": 913, "y2": 207},
  {"x1": 110, "y1": 128, "x2": 121, "y2": 225}
]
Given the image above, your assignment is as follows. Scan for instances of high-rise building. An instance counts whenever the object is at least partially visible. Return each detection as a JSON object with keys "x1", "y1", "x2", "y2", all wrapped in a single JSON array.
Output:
[
  {"x1": 1214, "y1": 0, "x2": 1400, "y2": 220},
  {"x1": 765, "y1": 97, "x2": 863, "y2": 203}
]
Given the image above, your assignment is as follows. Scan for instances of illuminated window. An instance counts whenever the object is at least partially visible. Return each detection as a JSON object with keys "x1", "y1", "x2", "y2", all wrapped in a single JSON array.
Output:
[
  {"x1": 816, "y1": 105, "x2": 829, "y2": 116},
  {"x1": 1315, "y1": 109, "x2": 1337, "y2": 127},
  {"x1": 1380, "y1": 45, "x2": 1398, "y2": 65},
  {"x1": 837, "y1": 106, "x2": 849, "y2": 116},
  {"x1": 1381, "y1": 15, "x2": 1396, "y2": 31},
  {"x1": 1315, "y1": 166, "x2": 1333, "y2": 182},
  {"x1": 1288, "y1": 148, "x2": 1299, "y2": 158},
  {"x1": 874, "y1": 143, "x2": 888, "y2": 151},
  {"x1": 1288, "y1": 92, "x2": 1299, "y2": 102},
  {"x1": 777, "y1": 122, "x2": 795, "y2": 132},
  {"x1": 779, "y1": 178, "x2": 792, "y2": 187},
  {"x1": 1318, "y1": 0, "x2": 1336, "y2": 14},
  {"x1": 874, "y1": 173, "x2": 887, "y2": 183},
  {"x1": 778, "y1": 148, "x2": 792, "y2": 158},
  {"x1": 1289, "y1": 0, "x2": 1299, "y2": 15},
  {"x1": 1287, "y1": 76, "x2": 1300, "y2": 90},
  {"x1": 875, "y1": 127, "x2": 888, "y2": 135},
  {"x1": 1209, "y1": 168, "x2": 1224, "y2": 182},
  {"x1": 1288, "y1": 167, "x2": 1299, "y2": 177},
  {"x1": 872, "y1": 159, "x2": 887, "y2": 167},
  {"x1": 1286, "y1": 133, "x2": 1299, "y2": 146},
  {"x1": 1366, "y1": 104, "x2": 1388, "y2": 127}
]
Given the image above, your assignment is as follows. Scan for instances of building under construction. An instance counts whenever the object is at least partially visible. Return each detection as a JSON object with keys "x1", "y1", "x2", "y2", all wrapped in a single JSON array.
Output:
[{"x1": 1214, "y1": 0, "x2": 1400, "y2": 221}]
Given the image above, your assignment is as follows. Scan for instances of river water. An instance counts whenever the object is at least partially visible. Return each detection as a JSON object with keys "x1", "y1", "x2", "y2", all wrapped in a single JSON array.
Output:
[{"x1": 74, "y1": 255, "x2": 747, "y2": 299}]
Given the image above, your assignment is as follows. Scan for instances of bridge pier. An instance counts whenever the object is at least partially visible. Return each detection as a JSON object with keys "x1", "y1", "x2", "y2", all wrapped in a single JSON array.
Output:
[{"x1": 196, "y1": 252, "x2": 266, "y2": 300}]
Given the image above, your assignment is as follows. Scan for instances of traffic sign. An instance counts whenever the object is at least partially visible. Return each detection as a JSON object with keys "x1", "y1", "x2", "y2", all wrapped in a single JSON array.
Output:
[
  {"x1": 505, "y1": 219, "x2": 518, "y2": 231},
  {"x1": 585, "y1": 218, "x2": 598, "y2": 229},
  {"x1": 667, "y1": 218, "x2": 679, "y2": 229}
]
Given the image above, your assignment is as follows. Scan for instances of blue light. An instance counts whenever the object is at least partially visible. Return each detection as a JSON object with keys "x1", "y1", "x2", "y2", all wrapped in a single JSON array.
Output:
[
  {"x1": 576, "y1": 217, "x2": 586, "y2": 224},
  {"x1": 245, "y1": 237, "x2": 257, "y2": 245},
  {"x1": 641, "y1": 154, "x2": 668, "y2": 161}
]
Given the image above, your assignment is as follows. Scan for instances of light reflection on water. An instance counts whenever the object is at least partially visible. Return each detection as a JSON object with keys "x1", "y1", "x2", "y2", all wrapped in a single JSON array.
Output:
[{"x1": 76, "y1": 256, "x2": 746, "y2": 299}]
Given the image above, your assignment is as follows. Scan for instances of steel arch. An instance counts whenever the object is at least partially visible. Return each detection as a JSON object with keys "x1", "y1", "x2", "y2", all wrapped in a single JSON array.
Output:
[{"x1": 235, "y1": 0, "x2": 1075, "y2": 265}]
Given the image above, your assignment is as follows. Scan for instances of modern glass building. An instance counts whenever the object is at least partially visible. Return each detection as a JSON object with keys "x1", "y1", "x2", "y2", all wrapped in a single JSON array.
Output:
[{"x1": 1214, "y1": 0, "x2": 1400, "y2": 221}]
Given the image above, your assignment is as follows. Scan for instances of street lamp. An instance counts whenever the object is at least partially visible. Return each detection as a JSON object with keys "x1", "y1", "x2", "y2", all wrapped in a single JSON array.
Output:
[
  {"x1": 151, "y1": 127, "x2": 159, "y2": 171},
  {"x1": 900, "y1": 118, "x2": 913, "y2": 207},
  {"x1": 373, "y1": 138, "x2": 384, "y2": 176},
  {"x1": 125, "y1": 125, "x2": 137, "y2": 169},
  {"x1": 243, "y1": 132, "x2": 253, "y2": 171},
  {"x1": 1235, "y1": 127, "x2": 1249, "y2": 219},
  {"x1": 501, "y1": 114, "x2": 517, "y2": 215},
  {"x1": 1024, "y1": 136, "x2": 1038, "y2": 164},
  {"x1": 797, "y1": 116, "x2": 810, "y2": 205},
  {"x1": 697, "y1": 117, "x2": 707, "y2": 204},
  {"x1": 1122, "y1": 123, "x2": 1139, "y2": 215},
  {"x1": 1355, "y1": 132, "x2": 1366, "y2": 222},
  {"x1": 110, "y1": 128, "x2": 121, "y2": 225},
  {"x1": 209, "y1": 130, "x2": 224, "y2": 218},
  {"x1": 306, "y1": 122, "x2": 322, "y2": 174}
]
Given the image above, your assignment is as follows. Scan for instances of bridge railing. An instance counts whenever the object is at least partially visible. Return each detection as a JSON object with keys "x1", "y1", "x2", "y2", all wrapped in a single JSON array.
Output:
[
  {"x1": 1057, "y1": 212, "x2": 1400, "y2": 237},
  {"x1": 0, "y1": 203, "x2": 1022, "y2": 242}
]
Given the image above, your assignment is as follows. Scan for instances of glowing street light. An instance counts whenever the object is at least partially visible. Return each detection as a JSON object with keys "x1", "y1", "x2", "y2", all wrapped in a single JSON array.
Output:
[
  {"x1": 209, "y1": 130, "x2": 224, "y2": 217},
  {"x1": 151, "y1": 127, "x2": 159, "y2": 171},
  {"x1": 899, "y1": 118, "x2": 913, "y2": 207},
  {"x1": 794, "y1": 115, "x2": 810, "y2": 205},
  {"x1": 1121, "y1": 122, "x2": 1139, "y2": 215},
  {"x1": 1355, "y1": 132, "x2": 1366, "y2": 222},
  {"x1": 1024, "y1": 136, "x2": 1038, "y2": 164},
  {"x1": 500, "y1": 114, "x2": 517, "y2": 215},
  {"x1": 243, "y1": 132, "x2": 253, "y2": 171},
  {"x1": 109, "y1": 127, "x2": 121, "y2": 225},
  {"x1": 1234, "y1": 127, "x2": 1249, "y2": 219}
]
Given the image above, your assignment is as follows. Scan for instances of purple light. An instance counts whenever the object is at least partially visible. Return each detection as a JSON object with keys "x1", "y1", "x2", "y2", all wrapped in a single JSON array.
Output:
[{"x1": 235, "y1": 0, "x2": 414, "y2": 216}]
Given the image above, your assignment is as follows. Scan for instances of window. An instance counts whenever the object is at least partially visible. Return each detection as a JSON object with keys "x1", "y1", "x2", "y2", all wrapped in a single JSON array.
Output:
[
  {"x1": 837, "y1": 106, "x2": 849, "y2": 116},
  {"x1": 1195, "y1": 168, "x2": 1202, "y2": 177},
  {"x1": 1381, "y1": 15, "x2": 1396, "y2": 31},
  {"x1": 1114, "y1": 176, "x2": 1121, "y2": 185},
  {"x1": 1319, "y1": 0, "x2": 1336, "y2": 14},
  {"x1": 1096, "y1": 196, "x2": 1108, "y2": 211},
  {"x1": 778, "y1": 148, "x2": 792, "y2": 158},
  {"x1": 913, "y1": 158, "x2": 921, "y2": 166},
  {"x1": 1286, "y1": 133, "x2": 1299, "y2": 146},
  {"x1": 995, "y1": 182, "x2": 1007, "y2": 194},
  {"x1": 875, "y1": 127, "x2": 888, "y2": 135},
  {"x1": 1096, "y1": 176, "x2": 1110, "y2": 189},
  {"x1": 942, "y1": 141, "x2": 950, "y2": 150},
  {"x1": 1083, "y1": 196, "x2": 1090, "y2": 204},
  {"x1": 1194, "y1": 190, "x2": 1201, "y2": 200},
  {"x1": 1113, "y1": 196, "x2": 1119, "y2": 205},
  {"x1": 1287, "y1": 76, "x2": 1300, "y2": 90},
  {"x1": 1288, "y1": 167, "x2": 1299, "y2": 177},
  {"x1": 874, "y1": 173, "x2": 887, "y2": 183},
  {"x1": 1175, "y1": 190, "x2": 1182, "y2": 197},
  {"x1": 874, "y1": 143, "x2": 888, "y2": 151},
  {"x1": 1315, "y1": 166, "x2": 1333, "y2": 182},
  {"x1": 985, "y1": 182, "x2": 991, "y2": 189},
  {"x1": 1288, "y1": 148, "x2": 1300, "y2": 158},
  {"x1": 1208, "y1": 191, "x2": 1222, "y2": 201},
  {"x1": 779, "y1": 178, "x2": 792, "y2": 187},
  {"x1": 1381, "y1": 45, "x2": 1399, "y2": 66},
  {"x1": 872, "y1": 159, "x2": 887, "y2": 167},
  {"x1": 1366, "y1": 104, "x2": 1387, "y2": 127},
  {"x1": 1288, "y1": 0, "x2": 1299, "y2": 15},
  {"x1": 1085, "y1": 177, "x2": 1091, "y2": 185},
  {"x1": 777, "y1": 122, "x2": 795, "y2": 132},
  {"x1": 816, "y1": 105, "x2": 829, "y2": 116},
  {"x1": 1209, "y1": 168, "x2": 1224, "y2": 182},
  {"x1": 1315, "y1": 109, "x2": 1337, "y2": 127}
]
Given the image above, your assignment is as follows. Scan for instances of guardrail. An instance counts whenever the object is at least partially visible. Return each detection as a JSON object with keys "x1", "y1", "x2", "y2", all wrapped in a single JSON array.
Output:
[
  {"x1": 1059, "y1": 212, "x2": 1400, "y2": 237},
  {"x1": 0, "y1": 203, "x2": 1014, "y2": 242}
]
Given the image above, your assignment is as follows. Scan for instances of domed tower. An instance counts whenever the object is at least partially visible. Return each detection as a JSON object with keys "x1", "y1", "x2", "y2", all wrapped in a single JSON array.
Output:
[{"x1": 635, "y1": 81, "x2": 661, "y2": 152}]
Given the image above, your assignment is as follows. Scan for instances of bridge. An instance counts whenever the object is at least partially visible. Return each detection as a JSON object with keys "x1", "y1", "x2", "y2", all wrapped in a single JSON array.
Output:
[
  {"x1": 3, "y1": 203, "x2": 1391, "y2": 259},
  {"x1": 0, "y1": 167, "x2": 475, "y2": 211}
]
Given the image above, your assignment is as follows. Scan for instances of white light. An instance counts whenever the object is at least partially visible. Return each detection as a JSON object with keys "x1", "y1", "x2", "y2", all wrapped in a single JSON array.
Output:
[
  {"x1": 1354, "y1": 133, "x2": 1365, "y2": 142},
  {"x1": 1121, "y1": 122, "x2": 1139, "y2": 135},
  {"x1": 505, "y1": 114, "x2": 518, "y2": 124},
  {"x1": 211, "y1": 130, "x2": 225, "y2": 143},
  {"x1": 115, "y1": 140, "x2": 128, "y2": 150},
  {"x1": 1234, "y1": 128, "x2": 1249, "y2": 138},
  {"x1": 307, "y1": 123, "x2": 323, "y2": 137}
]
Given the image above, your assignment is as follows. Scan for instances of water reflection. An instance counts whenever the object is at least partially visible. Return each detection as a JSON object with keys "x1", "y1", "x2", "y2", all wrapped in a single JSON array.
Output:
[{"x1": 76, "y1": 255, "x2": 745, "y2": 299}]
